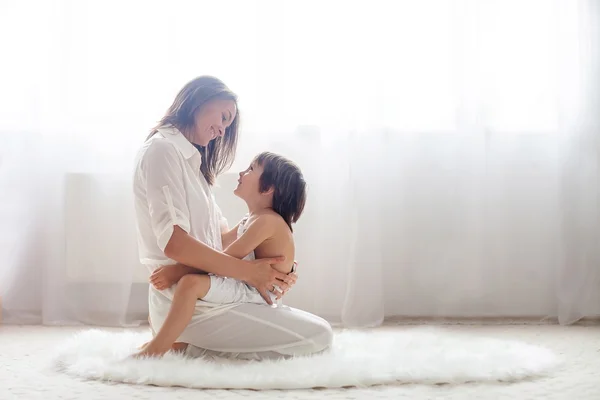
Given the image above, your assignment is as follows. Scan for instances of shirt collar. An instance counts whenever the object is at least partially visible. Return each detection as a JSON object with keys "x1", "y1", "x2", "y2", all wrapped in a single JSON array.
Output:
[{"x1": 156, "y1": 125, "x2": 198, "y2": 160}]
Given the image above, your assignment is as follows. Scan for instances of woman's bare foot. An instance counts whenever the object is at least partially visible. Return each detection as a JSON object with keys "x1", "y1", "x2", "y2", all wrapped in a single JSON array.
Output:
[
  {"x1": 171, "y1": 342, "x2": 188, "y2": 353},
  {"x1": 131, "y1": 342, "x2": 188, "y2": 359},
  {"x1": 132, "y1": 343, "x2": 170, "y2": 358}
]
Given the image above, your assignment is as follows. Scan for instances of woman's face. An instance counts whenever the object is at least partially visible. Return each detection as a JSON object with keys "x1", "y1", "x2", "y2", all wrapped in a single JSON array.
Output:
[{"x1": 189, "y1": 99, "x2": 237, "y2": 146}]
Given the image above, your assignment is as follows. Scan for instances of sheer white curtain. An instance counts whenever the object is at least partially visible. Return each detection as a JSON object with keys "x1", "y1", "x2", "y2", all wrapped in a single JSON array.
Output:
[
  {"x1": 558, "y1": 0, "x2": 600, "y2": 324},
  {"x1": 1, "y1": 0, "x2": 598, "y2": 327}
]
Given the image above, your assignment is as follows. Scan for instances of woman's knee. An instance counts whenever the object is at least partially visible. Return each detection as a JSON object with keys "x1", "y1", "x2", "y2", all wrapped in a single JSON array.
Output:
[
  {"x1": 294, "y1": 314, "x2": 333, "y2": 354},
  {"x1": 313, "y1": 318, "x2": 333, "y2": 352},
  {"x1": 282, "y1": 316, "x2": 333, "y2": 357}
]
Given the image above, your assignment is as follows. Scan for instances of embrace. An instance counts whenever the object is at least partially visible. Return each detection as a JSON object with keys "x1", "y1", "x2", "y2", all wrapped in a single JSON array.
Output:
[{"x1": 131, "y1": 76, "x2": 333, "y2": 359}]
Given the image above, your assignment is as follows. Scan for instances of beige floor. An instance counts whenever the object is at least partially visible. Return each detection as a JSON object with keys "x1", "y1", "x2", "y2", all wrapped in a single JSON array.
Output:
[{"x1": 1, "y1": 323, "x2": 599, "y2": 400}]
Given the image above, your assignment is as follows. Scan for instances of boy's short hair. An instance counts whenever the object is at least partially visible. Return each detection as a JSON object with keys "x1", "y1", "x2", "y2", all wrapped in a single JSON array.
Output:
[{"x1": 253, "y1": 152, "x2": 306, "y2": 231}]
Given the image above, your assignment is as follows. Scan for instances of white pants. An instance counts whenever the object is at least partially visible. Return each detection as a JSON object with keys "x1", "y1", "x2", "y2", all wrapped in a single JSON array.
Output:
[
  {"x1": 180, "y1": 304, "x2": 332, "y2": 360},
  {"x1": 149, "y1": 287, "x2": 333, "y2": 360}
]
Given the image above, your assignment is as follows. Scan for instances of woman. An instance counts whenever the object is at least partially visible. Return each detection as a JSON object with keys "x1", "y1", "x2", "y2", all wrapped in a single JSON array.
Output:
[{"x1": 133, "y1": 76, "x2": 333, "y2": 359}]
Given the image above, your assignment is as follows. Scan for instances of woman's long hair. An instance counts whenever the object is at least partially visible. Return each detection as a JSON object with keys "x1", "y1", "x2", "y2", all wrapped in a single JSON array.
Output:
[{"x1": 148, "y1": 76, "x2": 239, "y2": 185}]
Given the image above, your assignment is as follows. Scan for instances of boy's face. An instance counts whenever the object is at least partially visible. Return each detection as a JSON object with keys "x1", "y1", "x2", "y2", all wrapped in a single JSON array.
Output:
[{"x1": 234, "y1": 161, "x2": 264, "y2": 201}]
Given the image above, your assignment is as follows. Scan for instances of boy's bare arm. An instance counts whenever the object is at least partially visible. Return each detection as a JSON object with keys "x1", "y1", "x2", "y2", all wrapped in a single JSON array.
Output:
[
  {"x1": 221, "y1": 222, "x2": 241, "y2": 249},
  {"x1": 224, "y1": 216, "x2": 276, "y2": 260}
]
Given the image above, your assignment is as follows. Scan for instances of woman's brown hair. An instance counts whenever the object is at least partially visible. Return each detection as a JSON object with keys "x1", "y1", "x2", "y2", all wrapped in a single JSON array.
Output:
[{"x1": 148, "y1": 76, "x2": 239, "y2": 185}]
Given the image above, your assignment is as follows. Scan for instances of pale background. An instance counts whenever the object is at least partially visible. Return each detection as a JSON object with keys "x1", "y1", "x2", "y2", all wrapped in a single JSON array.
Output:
[{"x1": 1, "y1": 0, "x2": 599, "y2": 327}]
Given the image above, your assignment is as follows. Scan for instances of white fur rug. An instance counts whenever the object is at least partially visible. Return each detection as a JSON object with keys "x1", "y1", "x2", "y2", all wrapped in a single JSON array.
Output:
[{"x1": 52, "y1": 327, "x2": 560, "y2": 390}]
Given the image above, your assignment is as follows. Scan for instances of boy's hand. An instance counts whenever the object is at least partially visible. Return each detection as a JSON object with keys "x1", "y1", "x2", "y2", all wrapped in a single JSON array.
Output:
[{"x1": 150, "y1": 264, "x2": 189, "y2": 290}]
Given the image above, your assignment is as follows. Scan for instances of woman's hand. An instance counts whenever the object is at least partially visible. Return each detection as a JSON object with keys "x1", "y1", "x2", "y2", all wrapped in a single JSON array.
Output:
[
  {"x1": 244, "y1": 256, "x2": 294, "y2": 305},
  {"x1": 276, "y1": 260, "x2": 298, "y2": 299}
]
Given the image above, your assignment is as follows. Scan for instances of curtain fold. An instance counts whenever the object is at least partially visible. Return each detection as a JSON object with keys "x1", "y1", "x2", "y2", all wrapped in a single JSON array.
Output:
[
  {"x1": 1, "y1": 0, "x2": 598, "y2": 326},
  {"x1": 557, "y1": 0, "x2": 600, "y2": 325}
]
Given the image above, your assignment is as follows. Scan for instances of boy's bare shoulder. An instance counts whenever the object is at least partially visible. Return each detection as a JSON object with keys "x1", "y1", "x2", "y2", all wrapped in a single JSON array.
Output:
[{"x1": 255, "y1": 210, "x2": 289, "y2": 230}]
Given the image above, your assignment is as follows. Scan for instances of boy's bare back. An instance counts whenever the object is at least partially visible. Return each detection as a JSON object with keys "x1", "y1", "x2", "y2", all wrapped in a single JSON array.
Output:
[{"x1": 245, "y1": 210, "x2": 295, "y2": 274}]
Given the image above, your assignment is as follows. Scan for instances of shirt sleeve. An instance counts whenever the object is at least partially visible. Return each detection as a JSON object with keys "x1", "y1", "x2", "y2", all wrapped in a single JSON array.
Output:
[
  {"x1": 214, "y1": 201, "x2": 229, "y2": 233},
  {"x1": 141, "y1": 140, "x2": 191, "y2": 251}
]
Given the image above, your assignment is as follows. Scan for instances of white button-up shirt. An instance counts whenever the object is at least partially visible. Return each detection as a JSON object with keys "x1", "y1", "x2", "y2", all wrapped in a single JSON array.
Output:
[{"x1": 133, "y1": 125, "x2": 226, "y2": 267}]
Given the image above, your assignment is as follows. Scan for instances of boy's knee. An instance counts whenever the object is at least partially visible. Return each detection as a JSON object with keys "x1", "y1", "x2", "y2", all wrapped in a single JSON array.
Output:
[
  {"x1": 178, "y1": 274, "x2": 201, "y2": 290},
  {"x1": 178, "y1": 274, "x2": 210, "y2": 296}
]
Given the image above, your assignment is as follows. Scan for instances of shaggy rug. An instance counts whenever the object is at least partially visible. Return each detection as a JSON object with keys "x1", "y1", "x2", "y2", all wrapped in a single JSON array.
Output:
[{"x1": 51, "y1": 327, "x2": 560, "y2": 390}]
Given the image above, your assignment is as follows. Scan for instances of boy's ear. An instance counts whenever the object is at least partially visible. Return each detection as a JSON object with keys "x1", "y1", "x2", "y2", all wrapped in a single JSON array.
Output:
[{"x1": 261, "y1": 185, "x2": 275, "y2": 196}]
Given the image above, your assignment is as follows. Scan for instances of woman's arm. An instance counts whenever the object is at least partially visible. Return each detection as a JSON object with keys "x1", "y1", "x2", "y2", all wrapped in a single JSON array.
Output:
[
  {"x1": 164, "y1": 226, "x2": 291, "y2": 303},
  {"x1": 151, "y1": 217, "x2": 295, "y2": 297},
  {"x1": 165, "y1": 226, "x2": 253, "y2": 279}
]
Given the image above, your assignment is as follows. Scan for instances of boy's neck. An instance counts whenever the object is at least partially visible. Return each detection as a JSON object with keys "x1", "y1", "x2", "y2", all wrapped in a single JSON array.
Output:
[{"x1": 245, "y1": 198, "x2": 273, "y2": 216}]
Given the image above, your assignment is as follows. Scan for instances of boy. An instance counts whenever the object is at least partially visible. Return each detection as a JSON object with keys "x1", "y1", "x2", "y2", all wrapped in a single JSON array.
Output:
[{"x1": 135, "y1": 152, "x2": 306, "y2": 357}]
